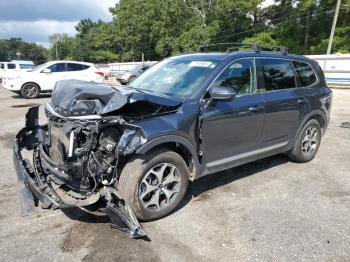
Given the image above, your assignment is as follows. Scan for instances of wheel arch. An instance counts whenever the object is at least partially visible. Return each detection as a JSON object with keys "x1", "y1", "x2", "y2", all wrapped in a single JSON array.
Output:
[
  {"x1": 296, "y1": 110, "x2": 327, "y2": 140},
  {"x1": 136, "y1": 135, "x2": 201, "y2": 181}
]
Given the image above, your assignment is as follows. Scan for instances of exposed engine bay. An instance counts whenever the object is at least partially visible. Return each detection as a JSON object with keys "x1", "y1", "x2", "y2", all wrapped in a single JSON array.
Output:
[
  {"x1": 46, "y1": 114, "x2": 133, "y2": 194},
  {"x1": 13, "y1": 80, "x2": 183, "y2": 239}
]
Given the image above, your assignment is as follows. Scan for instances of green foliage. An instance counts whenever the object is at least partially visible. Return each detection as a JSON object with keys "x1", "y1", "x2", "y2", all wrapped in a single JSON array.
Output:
[
  {"x1": 48, "y1": 33, "x2": 75, "y2": 60},
  {"x1": 0, "y1": 38, "x2": 47, "y2": 64},
  {"x1": 243, "y1": 32, "x2": 277, "y2": 46}
]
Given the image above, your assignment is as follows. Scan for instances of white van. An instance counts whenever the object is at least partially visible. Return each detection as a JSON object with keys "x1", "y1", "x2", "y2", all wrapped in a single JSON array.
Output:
[{"x1": 0, "y1": 60, "x2": 35, "y2": 81}]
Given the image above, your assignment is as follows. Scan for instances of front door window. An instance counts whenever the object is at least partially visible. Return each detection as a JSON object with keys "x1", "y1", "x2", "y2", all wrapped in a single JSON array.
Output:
[{"x1": 211, "y1": 59, "x2": 257, "y2": 96}]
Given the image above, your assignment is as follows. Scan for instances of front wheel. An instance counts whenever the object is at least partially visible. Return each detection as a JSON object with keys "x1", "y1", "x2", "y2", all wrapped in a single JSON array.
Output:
[
  {"x1": 21, "y1": 83, "x2": 40, "y2": 99},
  {"x1": 289, "y1": 119, "x2": 322, "y2": 163},
  {"x1": 117, "y1": 149, "x2": 189, "y2": 221},
  {"x1": 128, "y1": 76, "x2": 136, "y2": 83}
]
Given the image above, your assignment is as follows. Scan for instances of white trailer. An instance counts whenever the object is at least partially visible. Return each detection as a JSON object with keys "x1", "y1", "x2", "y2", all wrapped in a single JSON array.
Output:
[{"x1": 307, "y1": 54, "x2": 350, "y2": 86}]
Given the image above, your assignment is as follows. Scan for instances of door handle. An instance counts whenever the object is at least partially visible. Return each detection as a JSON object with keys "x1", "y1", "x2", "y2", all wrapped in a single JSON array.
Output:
[
  {"x1": 297, "y1": 97, "x2": 307, "y2": 104},
  {"x1": 248, "y1": 105, "x2": 264, "y2": 113}
]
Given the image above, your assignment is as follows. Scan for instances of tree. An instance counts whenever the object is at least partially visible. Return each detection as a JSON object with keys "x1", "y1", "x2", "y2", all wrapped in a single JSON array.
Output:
[
  {"x1": 243, "y1": 31, "x2": 277, "y2": 46},
  {"x1": 0, "y1": 38, "x2": 47, "y2": 64},
  {"x1": 48, "y1": 33, "x2": 75, "y2": 60},
  {"x1": 44, "y1": 0, "x2": 350, "y2": 62}
]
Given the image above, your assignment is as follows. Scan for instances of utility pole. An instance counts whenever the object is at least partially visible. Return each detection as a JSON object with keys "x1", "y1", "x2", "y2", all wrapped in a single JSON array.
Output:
[
  {"x1": 55, "y1": 41, "x2": 58, "y2": 60},
  {"x1": 327, "y1": 0, "x2": 341, "y2": 54},
  {"x1": 55, "y1": 34, "x2": 60, "y2": 60}
]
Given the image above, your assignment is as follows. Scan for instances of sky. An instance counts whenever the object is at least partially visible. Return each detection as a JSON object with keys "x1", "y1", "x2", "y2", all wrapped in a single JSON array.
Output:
[{"x1": 0, "y1": 0, "x2": 116, "y2": 47}]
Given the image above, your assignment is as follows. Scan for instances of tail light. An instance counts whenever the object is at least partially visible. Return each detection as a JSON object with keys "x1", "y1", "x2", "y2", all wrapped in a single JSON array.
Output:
[{"x1": 94, "y1": 65, "x2": 104, "y2": 76}]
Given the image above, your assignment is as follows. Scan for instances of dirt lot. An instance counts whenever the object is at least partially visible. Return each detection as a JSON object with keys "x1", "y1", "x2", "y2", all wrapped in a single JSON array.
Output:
[{"x1": 0, "y1": 86, "x2": 349, "y2": 262}]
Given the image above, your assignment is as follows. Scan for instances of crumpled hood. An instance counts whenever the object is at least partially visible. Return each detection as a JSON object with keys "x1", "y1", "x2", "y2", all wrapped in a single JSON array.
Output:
[{"x1": 51, "y1": 79, "x2": 182, "y2": 117}]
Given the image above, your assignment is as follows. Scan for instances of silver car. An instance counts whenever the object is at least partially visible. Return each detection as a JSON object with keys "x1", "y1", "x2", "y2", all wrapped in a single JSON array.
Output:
[{"x1": 117, "y1": 65, "x2": 150, "y2": 85}]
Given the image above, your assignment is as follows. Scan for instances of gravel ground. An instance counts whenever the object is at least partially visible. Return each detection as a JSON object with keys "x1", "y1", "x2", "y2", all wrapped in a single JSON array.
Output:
[{"x1": 0, "y1": 86, "x2": 349, "y2": 262}]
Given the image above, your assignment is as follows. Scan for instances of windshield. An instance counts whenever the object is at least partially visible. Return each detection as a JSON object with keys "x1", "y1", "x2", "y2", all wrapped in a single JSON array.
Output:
[
  {"x1": 31, "y1": 62, "x2": 51, "y2": 72},
  {"x1": 129, "y1": 58, "x2": 218, "y2": 99},
  {"x1": 130, "y1": 66, "x2": 142, "y2": 74}
]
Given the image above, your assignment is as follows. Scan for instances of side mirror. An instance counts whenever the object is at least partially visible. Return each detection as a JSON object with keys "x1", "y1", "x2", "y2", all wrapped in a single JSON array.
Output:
[
  {"x1": 42, "y1": 68, "x2": 51, "y2": 73},
  {"x1": 210, "y1": 86, "x2": 236, "y2": 102}
]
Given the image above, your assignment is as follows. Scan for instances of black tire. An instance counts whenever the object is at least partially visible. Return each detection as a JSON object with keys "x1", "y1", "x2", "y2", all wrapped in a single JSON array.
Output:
[
  {"x1": 20, "y1": 83, "x2": 40, "y2": 99},
  {"x1": 289, "y1": 119, "x2": 322, "y2": 163},
  {"x1": 117, "y1": 149, "x2": 189, "y2": 221},
  {"x1": 128, "y1": 76, "x2": 136, "y2": 83}
]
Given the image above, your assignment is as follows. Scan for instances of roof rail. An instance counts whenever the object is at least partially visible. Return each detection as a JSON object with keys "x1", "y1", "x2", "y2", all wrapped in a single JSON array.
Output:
[
  {"x1": 197, "y1": 42, "x2": 262, "y2": 52},
  {"x1": 197, "y1": 42, "x2": 288, "y2": 54},
  {"x1": 260, "y1": 45, "x2": 288, "y2": 54}
]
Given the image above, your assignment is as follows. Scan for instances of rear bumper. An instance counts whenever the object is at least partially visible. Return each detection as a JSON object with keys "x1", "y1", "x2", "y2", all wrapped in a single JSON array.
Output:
[{"x1": 13, "y1": 106, "x2": 147, "y2": 239}]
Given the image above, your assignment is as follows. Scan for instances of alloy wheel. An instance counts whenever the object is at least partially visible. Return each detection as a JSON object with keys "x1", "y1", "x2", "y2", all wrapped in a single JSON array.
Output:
[
  {"x1": 301, "y1": 126, "x2": 318, "y2": 156},
  {"x1": 139, "y1": 163, "x2": 181, "y2": 211},
  {"x1": 23, "y1": 84, "x2": 38, "y2": 98}
]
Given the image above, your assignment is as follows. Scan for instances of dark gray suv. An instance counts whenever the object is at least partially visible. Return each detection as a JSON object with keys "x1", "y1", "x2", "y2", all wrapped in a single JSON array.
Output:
[{"x1": 14, "y1": 44, "x2": 332, "y2": 238}]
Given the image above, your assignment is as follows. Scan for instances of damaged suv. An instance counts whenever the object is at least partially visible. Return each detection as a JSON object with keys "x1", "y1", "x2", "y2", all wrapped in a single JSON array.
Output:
[{"x1": 14, "y1": 44, "x2": 332, "y2": 238}]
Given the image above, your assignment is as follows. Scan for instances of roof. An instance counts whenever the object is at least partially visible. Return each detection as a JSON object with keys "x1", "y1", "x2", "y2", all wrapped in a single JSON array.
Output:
[
  {"x1": 48, "y1": 60, "x2": 94, "y2": 65},
  {"x1": 171, "y1": 53, "x2": 228, "y2": 61},
  {"x1": 11, "y1": 60, "x2": 34, "y2": 64},
  {"x1": 172, "y1": 51, "x2": 313, "y2": 63}
]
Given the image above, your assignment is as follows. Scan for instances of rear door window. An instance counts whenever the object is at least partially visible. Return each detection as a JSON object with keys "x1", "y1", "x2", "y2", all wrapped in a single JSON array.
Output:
[
  {"x1": 7, "y1": 63, "x2": 16, "y2": 70},
  {"x1": 0, "y1": 63, "x2": 4, "y2": 69},
  {"x1": 66, "y1": 63, "x2": 89, "y2": 71},
  {"x1": 260, "y1": 59, "x2": 296, "y2": 91},
  {"x1": 292, "y1": 61, "x2": 317, "y2": 87}
]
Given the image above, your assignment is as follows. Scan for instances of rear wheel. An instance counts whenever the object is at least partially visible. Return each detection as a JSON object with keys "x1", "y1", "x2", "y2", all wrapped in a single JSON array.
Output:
[
  {"x1": 21, "y1": 83, "x2": 40, "y2": 99},
  {"x1": 289, "y1": 119, "x2": 322, "y2": 162},
  {"x1": 117, "y1": 149, "x2": 189, "y2": 221}
]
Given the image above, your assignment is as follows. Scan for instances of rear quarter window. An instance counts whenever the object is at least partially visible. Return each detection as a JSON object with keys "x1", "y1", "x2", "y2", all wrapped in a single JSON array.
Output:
[
  {"x1": 66, "y1": 63, "x2": 90, "y2": 71},
  {"x1": 292, "y1": 61, "x2": 317, "y2": 87}
]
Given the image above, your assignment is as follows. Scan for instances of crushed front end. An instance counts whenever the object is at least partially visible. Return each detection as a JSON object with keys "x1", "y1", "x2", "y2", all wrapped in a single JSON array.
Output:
[{"x1": 14, "y1": 103, "x2": 148, "y2": 239}]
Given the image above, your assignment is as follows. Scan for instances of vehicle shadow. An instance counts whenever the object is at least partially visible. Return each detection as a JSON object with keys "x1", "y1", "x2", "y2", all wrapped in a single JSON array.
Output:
[
  {"x1": 176, "y1": 154, "x2": 289, "y2": 212},
  {"x1": 11, "y1": 93, "x2": 51, "y2": 99},
  {"x1": 60, "y1": 154, "x2": 289, "y2": 226},
  {"x1": 61, "y1": 204, "x2": 110, "y2": 224}
]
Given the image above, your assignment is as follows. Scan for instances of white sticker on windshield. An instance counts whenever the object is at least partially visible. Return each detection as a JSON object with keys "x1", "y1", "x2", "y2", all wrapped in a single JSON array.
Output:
[{"x1": 189, "y1": 61, "x2": 212, "y2": 67}]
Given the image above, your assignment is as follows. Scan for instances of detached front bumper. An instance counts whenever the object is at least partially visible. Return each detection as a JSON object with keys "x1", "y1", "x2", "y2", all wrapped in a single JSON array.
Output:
[
  {"x1": 14, "y1": 127, "x2": 69, "y2": 209},
  {"x1": 13, "y1": 106, "x2": 147, "y2": 239}
]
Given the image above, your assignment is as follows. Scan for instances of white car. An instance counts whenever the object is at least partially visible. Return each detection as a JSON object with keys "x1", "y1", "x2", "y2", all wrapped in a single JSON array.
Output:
[
  {"x1": 3, "y1": 61, "x2": 104, "y2": 98},
  {"x1": 0, "y1": 60, "x2": 34, "y2": 81}
]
